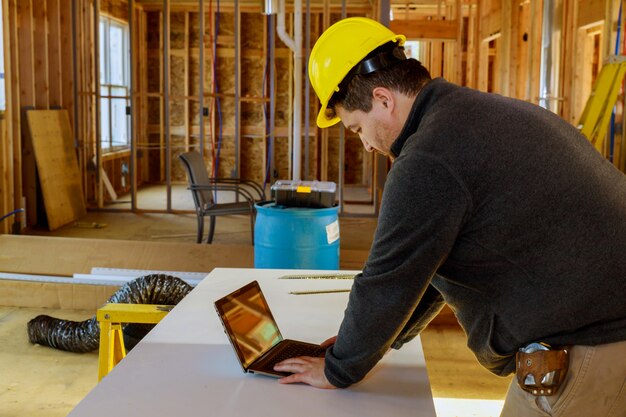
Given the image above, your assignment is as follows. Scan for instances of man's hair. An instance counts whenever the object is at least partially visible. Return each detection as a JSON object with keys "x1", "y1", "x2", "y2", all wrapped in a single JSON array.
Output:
[{"x1": 327, "y1": 44, "x2": 431, "y2": 117}]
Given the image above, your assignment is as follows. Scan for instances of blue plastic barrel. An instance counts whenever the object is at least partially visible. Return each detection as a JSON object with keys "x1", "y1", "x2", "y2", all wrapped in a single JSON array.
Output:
[{"x1": 254, "y1": 202, "x2": 340, "y2": 269}]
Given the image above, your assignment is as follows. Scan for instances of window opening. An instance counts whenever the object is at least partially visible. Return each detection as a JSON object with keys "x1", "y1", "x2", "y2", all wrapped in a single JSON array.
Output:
[{"x1": 99, "y1": 16, "x2": 130, "y2": 152}]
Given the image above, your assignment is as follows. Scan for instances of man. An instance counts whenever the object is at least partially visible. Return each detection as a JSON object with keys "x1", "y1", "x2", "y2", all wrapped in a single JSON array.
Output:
[{"x1": 274, "y1": 17, "x2": 626, "y2": 417}]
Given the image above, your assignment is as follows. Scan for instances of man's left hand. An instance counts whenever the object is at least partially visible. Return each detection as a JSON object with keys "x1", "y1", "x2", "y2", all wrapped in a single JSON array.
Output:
[{"x1": 274, "y1": 356, "x2": 336, "y2": 389}]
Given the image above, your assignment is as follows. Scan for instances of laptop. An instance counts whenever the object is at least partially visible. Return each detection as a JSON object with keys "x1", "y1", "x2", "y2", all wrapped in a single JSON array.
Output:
[{"x1": 214, "y1": 280, "x2": 326, "y2": 377}]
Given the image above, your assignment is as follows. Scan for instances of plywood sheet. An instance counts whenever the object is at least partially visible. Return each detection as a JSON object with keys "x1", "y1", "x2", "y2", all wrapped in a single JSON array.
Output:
[
  {"x1": 26, "y1": 110, "x2": 86, "y2": 230},
  {"x1": 0, "y1": 279, "x2": 119, "y2": 310},
  {"x1": 0, "y1": 235, "x2": 254, "y2": 277},
  {"x1": 0, "y1": 235, "x2": 255, "y2": 309}
]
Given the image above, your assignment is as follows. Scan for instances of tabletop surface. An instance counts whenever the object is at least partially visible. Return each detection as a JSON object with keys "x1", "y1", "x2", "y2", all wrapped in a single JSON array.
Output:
[{"x1": 68, "y1": 268, "x2": 437, "y2": 417}]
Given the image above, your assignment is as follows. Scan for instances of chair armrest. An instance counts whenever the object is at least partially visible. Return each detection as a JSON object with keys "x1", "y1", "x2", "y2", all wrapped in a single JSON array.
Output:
[
  {"x1": 210, "y1": 178, "x2": 266, "y2": 200},
  {"x1": 189, "y1": 183, "x2": 257, "y2": 205}
]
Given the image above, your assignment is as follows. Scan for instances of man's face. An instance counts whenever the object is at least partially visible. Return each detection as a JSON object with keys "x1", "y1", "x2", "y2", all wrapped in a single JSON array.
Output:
[{"x1": 336, "y1": 99, "x2": 401, "y2": 157}]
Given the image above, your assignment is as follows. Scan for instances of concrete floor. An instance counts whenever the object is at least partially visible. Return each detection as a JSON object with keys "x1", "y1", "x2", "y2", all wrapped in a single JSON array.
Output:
[{"x1": 1, "y1": 209, "x2": 512, "y2": 417}]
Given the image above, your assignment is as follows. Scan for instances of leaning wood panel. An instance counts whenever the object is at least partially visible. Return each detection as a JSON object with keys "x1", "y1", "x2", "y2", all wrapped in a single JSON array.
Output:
[{"x1": 26, "y1": 110, "x2": 86, "y2": 230}]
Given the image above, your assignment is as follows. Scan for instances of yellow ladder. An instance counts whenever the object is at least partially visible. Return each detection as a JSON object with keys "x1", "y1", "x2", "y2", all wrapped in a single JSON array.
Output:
[
  {"x1": 96, "y1": 303, "x2": 172, "y2": 381},
  {"x1": 578, "y1": 56, "x2": 626, "y2": 153}
]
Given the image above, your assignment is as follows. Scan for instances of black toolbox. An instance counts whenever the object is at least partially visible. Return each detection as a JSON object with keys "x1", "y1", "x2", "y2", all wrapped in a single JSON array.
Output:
[{"x1": 271, "y1": 180, "x2": 337, "y2": 208}]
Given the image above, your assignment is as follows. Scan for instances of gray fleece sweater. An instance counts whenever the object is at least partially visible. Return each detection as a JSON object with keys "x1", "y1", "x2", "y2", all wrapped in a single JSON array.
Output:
[{"x1": 324, "y1": 78, "x2": 626, "y2": 388}]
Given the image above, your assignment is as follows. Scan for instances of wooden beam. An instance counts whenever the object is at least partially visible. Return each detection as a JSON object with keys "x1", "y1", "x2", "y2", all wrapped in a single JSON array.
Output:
[
  {"x1": 33, "y1": 0, "x2": 50, "y2": 109},
  {"x1": 509, "y1": 0, "x2": 522, "y2": 97},
  {"x1": 160, "y1": 10, "x2": 165, "y2": 182},
  {"x1": 131, "y1": 4, "x2": 143, "y2": 198},
  {"x1": 430, "y1": 41, "x2": 443, "y2": 77},
  {"x1": 492, "y1": 37, "x2": 501, "y2": 94},
  {"x1": 138, "y1": 3, "x2": 373, "y2": 14},
  {"x1": 0, "y1": 114, "x2": 9, "y2": 234},
  {"x1": 4, "y1": 0, "x2": 22, "y2": 233},
  {"x1": 390, "y1": 19, "x2": 459, "y2": 40},
  {"x1": 480, "y1": 0, "x2": 502, "y2": 40},
  {"x1": 455, "y1": 0, "x2": 463, "y2": 85},
  {"x1": 578, "y1": 0, "x2": 604, "y2": 29},
  {"x1": 262, "y1": 12, "x2": 269, "y2": 182},
  {"x1": 527, "y1": 0, "x2": 543, "y2": 104},
  {"x1": 209, "y1": 6, "x2": 218, "y2": 176},
  {"x1": 60, "y1": 0, "x2": 74, "y2": 117},
  {"x1": 94, "y1": 0, "x2": 103, "y2": 208},
  {"x1": 466, "y1": 3, "x2": 477, "y2": 88},
  {"x1": 560, "y1": 0, "x2": 579, "y2": 123},
  {"x1": 477, "y1": 41, "x2": 489, "y2": 92},
  {"x1": 17, "y1": 0, "x2": 35, "y2": 107},
  {"x1": 78, "y1": 0, "x2": 90, "y2": 203},
  {"x1": 17, "y1": 0, "x2": 38, "y2": 226},
  {"x1": 499, "y1": 0, "x2": 512, "y2": 96},
  {"x1": 0, "y1": 5, "x2": 7, "y2": 234},
  {"x1": 184, "y1": 12, "x2": 190, "y2": 152},
  {"x1": 47, "y1": 0, "x2": 62, "y2": 108},
  {"x1": 472, "y1": 0, "x2": 481, "y2": 88}
]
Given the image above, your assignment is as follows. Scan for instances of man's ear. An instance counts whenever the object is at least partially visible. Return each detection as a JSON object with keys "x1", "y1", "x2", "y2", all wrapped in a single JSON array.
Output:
[{"x1": 372, "y1": 87, "x2": 394, "y2": 111}]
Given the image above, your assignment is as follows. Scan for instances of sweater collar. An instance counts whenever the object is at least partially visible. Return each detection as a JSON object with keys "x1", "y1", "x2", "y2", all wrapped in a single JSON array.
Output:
[{"x1": 390, "y1": 78, "x2": 447, "y2": 158}]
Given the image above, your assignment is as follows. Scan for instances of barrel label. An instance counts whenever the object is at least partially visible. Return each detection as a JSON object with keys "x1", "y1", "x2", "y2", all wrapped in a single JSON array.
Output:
[{"x1": 325, "y1": 220, "x2": 340, "y2": 244}]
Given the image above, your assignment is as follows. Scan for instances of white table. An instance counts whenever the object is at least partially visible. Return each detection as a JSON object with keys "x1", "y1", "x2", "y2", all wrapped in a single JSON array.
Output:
[{"x1": 68, "y1": 268, "x2": 436, "y2": 417}]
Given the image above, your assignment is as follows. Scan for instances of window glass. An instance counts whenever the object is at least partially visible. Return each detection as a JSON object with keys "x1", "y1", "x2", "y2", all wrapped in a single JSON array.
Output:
[
  {"x1": 111, "y1": 97, "x2": 128, "y2": 147},
  {"x1": 100, "y1": 100, "x2": 110, "y2": 150},
  {"x1": 109, "y1": 24, "x2": 125, "y2": 86},
  {"x1": 404, "y1": 41, "x2": 422, "y2": 61}
]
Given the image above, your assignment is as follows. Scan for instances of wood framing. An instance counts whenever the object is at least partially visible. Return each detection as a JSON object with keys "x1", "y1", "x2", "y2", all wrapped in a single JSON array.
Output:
[
  {"x1": 390, "y1": 19, "x2": 459, "y2": 40},
  {"x1": 0, "y1": 114, "x2": 10, "y2": 234},
  {"x1": 3, "y1": 0, "x2": 626, "y2": 232}
]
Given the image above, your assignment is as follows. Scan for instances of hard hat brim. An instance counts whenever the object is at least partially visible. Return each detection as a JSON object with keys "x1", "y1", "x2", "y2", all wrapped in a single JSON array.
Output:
[{"x1": 316, "y1": 110, "x2": 341, "y2": 128}]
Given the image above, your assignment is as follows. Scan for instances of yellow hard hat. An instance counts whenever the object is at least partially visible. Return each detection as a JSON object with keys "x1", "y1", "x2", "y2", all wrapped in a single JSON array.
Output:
[{"x1": 308, "y1": 17, "x2": 406, "y2": 128}]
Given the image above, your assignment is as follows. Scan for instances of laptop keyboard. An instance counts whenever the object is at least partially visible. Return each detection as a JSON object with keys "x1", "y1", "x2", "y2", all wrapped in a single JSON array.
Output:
[{"x1": 259, "y1": 342, "x2": 326, "y2": 370}]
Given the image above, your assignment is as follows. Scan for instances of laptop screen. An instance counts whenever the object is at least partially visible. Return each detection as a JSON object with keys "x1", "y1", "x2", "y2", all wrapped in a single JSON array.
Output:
[{"x1": 215, "y1": 281, "x2": 283, "y2": 368}]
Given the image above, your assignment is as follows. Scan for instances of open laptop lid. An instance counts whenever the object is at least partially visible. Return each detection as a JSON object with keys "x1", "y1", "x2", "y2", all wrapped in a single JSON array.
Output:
[{"x1": 214, "y1": 280, "x2": 284, "y2": 372}]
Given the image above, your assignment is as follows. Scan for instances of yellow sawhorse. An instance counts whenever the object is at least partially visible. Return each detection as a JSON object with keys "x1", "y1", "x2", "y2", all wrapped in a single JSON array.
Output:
[{"x1": 96, "y1": 303, "x2": 172, "y2": 381}]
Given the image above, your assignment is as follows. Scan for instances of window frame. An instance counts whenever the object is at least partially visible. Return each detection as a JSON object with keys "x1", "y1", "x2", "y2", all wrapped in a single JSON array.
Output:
[{"x1": 99, "y1": 14, "x2": 131, "y2": 153}]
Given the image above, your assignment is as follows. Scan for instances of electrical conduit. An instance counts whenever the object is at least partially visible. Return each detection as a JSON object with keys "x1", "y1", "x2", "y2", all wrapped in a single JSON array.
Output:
[{"x1": 277, "y1": 0, "x2": 302, "y2": 180}]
